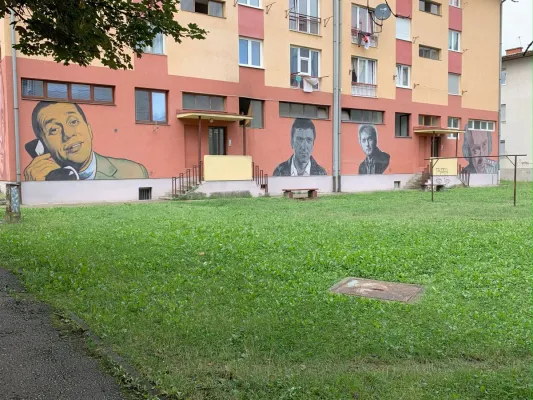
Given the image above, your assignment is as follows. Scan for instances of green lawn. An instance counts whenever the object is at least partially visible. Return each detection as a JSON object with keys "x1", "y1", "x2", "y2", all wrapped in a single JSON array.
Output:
[{"x1": 1, "y1": 182, "x2": 531, "y2": 399}]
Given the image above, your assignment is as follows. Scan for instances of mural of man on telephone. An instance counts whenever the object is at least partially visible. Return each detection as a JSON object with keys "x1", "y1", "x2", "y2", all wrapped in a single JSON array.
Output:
[{"x1": 24, "y1": 101, "x2": 148, "y2": 181}]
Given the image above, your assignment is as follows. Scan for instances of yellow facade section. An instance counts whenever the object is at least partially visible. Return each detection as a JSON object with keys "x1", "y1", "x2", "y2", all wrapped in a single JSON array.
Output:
[
  {"x1": 203, "y1": 155, "x2": 253, "y2": 181},
  {"x1": 432, "y1": 158, "x2": 458, "y2": 175},
  {"x1": 461, "y1": 0, "x2": 500, "y2": 112},
  {"x1": 411, "y1": 1, "x2": 449, "y2": 105},
  {"x1": 168, "y1": 6, "x2": 239, "y2": 82},
  {"x1": 341, "y1": 0, "x2": 397, "y2": 100},
  {"x1": 263, "y1": 0, "x2": 333, "y2": 92}
]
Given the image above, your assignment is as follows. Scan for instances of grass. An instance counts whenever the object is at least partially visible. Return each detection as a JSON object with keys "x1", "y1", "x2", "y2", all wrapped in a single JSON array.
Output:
[{"x1": 0, "y1": 182, "x2": 531, "y2": 399}]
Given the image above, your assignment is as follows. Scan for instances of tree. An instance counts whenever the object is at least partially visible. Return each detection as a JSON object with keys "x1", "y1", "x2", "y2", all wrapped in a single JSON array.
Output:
[{"x1": 4, "y1": 0, "x2": 207, "y2": 69}]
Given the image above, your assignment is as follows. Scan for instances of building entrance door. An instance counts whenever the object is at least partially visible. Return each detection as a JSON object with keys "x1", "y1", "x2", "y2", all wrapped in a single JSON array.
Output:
[
  {"x1": 431, "y1": 136, "x2": 441, "y2": 158},
  {"x1": 209, "y1": 127, "x2": 226, "y2": 155}
]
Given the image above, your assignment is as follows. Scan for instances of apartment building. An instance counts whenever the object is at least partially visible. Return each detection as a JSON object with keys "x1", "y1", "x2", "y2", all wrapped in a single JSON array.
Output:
[
  {"x1": 500, "y1": 47, "x2": 532, "y2": 181},
  {"x1": 0, "y1": 0, "x2": 501, "y2": 204}
]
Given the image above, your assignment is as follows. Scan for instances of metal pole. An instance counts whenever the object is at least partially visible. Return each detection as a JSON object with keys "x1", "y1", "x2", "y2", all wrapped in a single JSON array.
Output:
[
  {"x1": 197, "y1": 117, "x2": 202, "y2": 166},
  {"x1": 497, "y1": 0, "x2": 503, "y2": 185},
  {"x1": 513, "y1": 155, "x2": 517, "y2": 206},
  {"x1": 331, "y1": 0, "x2": 340, "y2": 192},
  {"x1": 10, "y1": 11, "x2": 20, "y2": 184},
  {"x1": 242, "y1": 121, "x2": 247, "y2": 156},
  {"x1": 431, "y1": 160, "x2": 434, "y2": 202}
]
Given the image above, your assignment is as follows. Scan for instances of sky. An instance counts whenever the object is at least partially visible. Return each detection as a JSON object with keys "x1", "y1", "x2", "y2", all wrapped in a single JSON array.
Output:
[{"x1": 502, "y1": 0, "x2": 532, "y2": 53}]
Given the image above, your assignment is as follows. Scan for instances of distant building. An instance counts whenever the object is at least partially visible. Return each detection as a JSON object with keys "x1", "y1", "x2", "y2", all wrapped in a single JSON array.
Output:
[{"x1": 500, "y1": 48, "x2": 532, "y2": 181}]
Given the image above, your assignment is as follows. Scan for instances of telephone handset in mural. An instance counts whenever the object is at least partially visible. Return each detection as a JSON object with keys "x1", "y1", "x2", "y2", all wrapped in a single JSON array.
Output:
[{"x1": 25, "y1": 139, "x2": 80, "y2": 181}]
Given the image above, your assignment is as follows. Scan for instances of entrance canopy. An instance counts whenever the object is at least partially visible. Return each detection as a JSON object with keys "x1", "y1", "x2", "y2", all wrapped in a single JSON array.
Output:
[
  {"x1": 176, "y1": 112, "x2": 253, "y2": 122},
  {"x1": 414, "y1": 127, "x2": 461, "y2": 136}
]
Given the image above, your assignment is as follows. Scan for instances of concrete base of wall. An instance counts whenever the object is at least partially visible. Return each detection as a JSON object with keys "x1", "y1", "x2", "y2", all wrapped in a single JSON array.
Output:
[
  {"x1": 341, "y1": 174, "x2": 414, "y2": 192},
  {"x1": 20, "y1": 179, "x2": 172, "y2": 205},
  {"x1": 500, "y1": 168, "x2": 532, "y2": 182},
  {"x1": 194, "y1": 180, "x2": 264, "y2": 197},
  {"x1": 267, "y1": 176, "x2": 333, "y2": 195}
]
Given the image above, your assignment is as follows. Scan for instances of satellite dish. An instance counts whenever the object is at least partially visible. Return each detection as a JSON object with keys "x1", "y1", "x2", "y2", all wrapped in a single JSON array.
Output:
[{"x1": 374, "y1": 4, "x2": 391, "y2": 20}]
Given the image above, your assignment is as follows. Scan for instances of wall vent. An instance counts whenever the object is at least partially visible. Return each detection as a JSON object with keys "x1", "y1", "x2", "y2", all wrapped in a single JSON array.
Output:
[
  {"x1": 394, "y1": 181, "x2": 401, "y2": 189},
  {"x1": 139, "y1": 187, "x2": 152, "y2": 200}
]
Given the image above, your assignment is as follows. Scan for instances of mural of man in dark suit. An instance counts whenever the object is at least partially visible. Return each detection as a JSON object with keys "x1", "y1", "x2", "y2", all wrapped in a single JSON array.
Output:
[
  {"x1": 273, "y1": 118, "x2": 326, "y2": 176},
  {"x1": 358, "y1": 124, "x2": 390, "y2": 175}
]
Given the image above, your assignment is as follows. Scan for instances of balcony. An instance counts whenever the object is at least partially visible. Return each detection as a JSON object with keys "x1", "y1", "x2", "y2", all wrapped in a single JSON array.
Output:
[
  {"x1": 289, "y1": 12, "x2": 321, "y2": 35},
  {"x1": 291, "y1": 73, "x2": 320, "y2": 91},
  {"x1": 351, "y1": 82, "x2": 377, "y2": 97},
  {"x1": 351, "y1": 28, "x2": 378, "y2": 48}
]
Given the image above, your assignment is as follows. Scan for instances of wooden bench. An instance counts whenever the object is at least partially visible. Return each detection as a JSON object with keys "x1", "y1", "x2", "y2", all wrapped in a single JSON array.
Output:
[{"x1": 282, "y1": 188, "x2": 318, "y2": 199}]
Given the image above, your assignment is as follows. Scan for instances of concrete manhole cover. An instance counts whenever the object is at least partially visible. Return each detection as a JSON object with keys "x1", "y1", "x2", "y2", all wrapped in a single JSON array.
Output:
[{"x1": 330, "y1": 277, "x2": 424, "y2": 303}]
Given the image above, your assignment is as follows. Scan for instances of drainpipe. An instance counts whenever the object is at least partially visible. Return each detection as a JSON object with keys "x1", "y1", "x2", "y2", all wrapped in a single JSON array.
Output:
[
  {"x1": 332, "y1": 0, "x2": 341, "y2": 192},
  {"x1": 10, "y1": 10, "x2": 20, "y2": 184},
  {"x1": 497, "y1": 0, "x2": 503, "y2": 184}
]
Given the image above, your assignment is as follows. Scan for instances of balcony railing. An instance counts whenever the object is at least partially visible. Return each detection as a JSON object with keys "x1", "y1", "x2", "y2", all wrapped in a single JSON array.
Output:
[
  {"x1": 351, "y1": 82, "x2": 377, "y2": 97},
  {"x1": 289, "y1": 12, "x2": 320, "y2": 35},
  {"x1": 351, "y1": 28, "x2": 378, "y2": 48}
]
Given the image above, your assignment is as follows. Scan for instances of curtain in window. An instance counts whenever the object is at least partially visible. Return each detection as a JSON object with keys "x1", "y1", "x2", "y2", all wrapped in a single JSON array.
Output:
[
  {"x1": 208, "y1": 1, "x2": 223, "y2": 17},
  {"x1": 152, "y1": 33, "x2": 164, "y2": 54},
  {"x1": 181, "y1": 0, "x2": 194, "y2": 11},
  {"x1": 135, "y1": 90, "x2": 150, "y2": 121}
]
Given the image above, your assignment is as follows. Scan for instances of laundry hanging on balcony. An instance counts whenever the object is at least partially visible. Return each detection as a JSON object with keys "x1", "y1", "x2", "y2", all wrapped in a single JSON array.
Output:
[
  {"x1": 362, "y1": 34, "x2": 371, "y2": 50},
  {"x1": 302, "y1": 76, "x2": 319, "y2": 93}
]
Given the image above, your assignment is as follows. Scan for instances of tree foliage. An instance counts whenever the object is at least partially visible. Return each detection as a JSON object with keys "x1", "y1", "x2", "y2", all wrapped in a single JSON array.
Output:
[{"x1": 4, "y1": 0, "x2": 207, "y2": 69}]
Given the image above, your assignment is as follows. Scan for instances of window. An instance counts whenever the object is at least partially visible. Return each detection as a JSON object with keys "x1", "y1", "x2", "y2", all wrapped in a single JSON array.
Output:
[
  {"x1": 238, "y1": 0, "x2": 260, "y2": 7},
  {"x1": 239, "y1": 38, "x2": 262, "y2": 67},
  {"x1": 351, "y1": 57, "x2": 377, "y2": 97},
  {"x1": 468, "y1": 120, "x2": 495, "y2": 131},
  {"x1": 181, "y1": 0, "x2": 224, "y2": 17},
  {"x1": 501, "y1": 104, "x2": 506, "y2": 123},
  {"x1": 449, "y1": 0, "x2": 460, "y2": 7},
  {"x1": 183, "y1": 93, "x2": 225, "y2": 111},
  {"x1": 448, "y1": 73, "x2": 460, "y2": 95},
  {"x1": 396, "y1": 17, "x2": 410, "y2": 41},
  {"x1": 447, "y1": 117, "x2": 460, "y2": 138},
  {"x1": 448, "y1": 30, "x2": 460, "y2": 52},
  {"x1": 279, "y1": 102, "x2": 328, "y2": 119},
  {"x1": 395, "y1": 113, "x2": 410, "y2": 137},
  {"x1": 501, "y1": 68, "x2": 507, "y2": 85},
  {"x1": 239, "y1": 98, "x2": 264, "y2": 129},
  {"x1": 290, "y1": 46, "x2": 320, "y2": 89},
  {"x1": 352, "y1": 5, "x2": 374, "y2": 34},
  {"x1": 143, "y1": 33, "x2": 165, "y2": 55},
  {"x1": 419, "y1": 45, "x2": 440, "y2": 60},
  {"x1": 396, "y1": 65, "x2": 411, "y2": 88},
  {"x1": 135, "y1": 89, "x2": 167, "y2": 123},
  {"x1": 341, "y1": 108, "x2": 384, "y2": 124},
  {"x1": 21, "y1": 79, "x2": 114, "y2": 104},
  {"x1": 289, "y1": 0, "x2": 320, "y2": 34},
  {"x1": 419, "y1": 115, "x2": 440, "y2": 127},
  {"x1": 419, "y1": 0, "x2": 440, "y2": 15}
]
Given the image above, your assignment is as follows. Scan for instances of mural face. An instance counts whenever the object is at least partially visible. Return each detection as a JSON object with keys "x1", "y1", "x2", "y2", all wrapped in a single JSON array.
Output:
[
  {"x1": 24, "y1": 101, "x2": 148, "y2": 181},
  {"x1": 273, "y1": 118, "x2": 326, "y2": 176},
  {"x1": 358, "y1": 124, "x2": 390, "y2": 175},
  {"x1": 462, "y1": 129, "x2": 497, "y2": 174}
]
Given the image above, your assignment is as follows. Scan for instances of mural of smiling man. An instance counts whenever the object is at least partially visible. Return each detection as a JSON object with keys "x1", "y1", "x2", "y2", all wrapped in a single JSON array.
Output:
[
  {"x1": 358, "y1": 124, "x2": 390, "y2": 175},
  {"x1": 24, "y1": 101, "x2": 148, "y2": 181},
  {"x1": 462, "y1": 129, "x2": 497, "y2": 174},
  {"x1": 273, "y1": 118, "x2": 326, "y2": 176}
]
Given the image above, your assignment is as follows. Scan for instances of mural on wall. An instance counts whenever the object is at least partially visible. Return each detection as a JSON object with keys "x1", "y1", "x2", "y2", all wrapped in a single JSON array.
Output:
[
  {"x1": 273, "y1": 118, "x2": 327, "y2": 176},
  {"x1": 358, "y1": 124, "x2": 390, "y2": 175},
  {"x1": 462, "y1": 128, "x2": 497, "y2": 174},
  {"x1": 24, "y1": 101, "x2": 148, "y2": 181}
]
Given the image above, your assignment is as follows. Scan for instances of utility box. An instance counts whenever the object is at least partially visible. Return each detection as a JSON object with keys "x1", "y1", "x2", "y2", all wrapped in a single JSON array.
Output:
[{"x1": 5, "y1": 183, "x2": 21, "y2": 223}]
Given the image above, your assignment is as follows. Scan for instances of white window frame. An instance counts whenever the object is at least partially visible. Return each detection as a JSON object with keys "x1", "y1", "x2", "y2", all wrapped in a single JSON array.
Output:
[
  {"x1": 290, "y1": 46, "x2": 320, "y2": 89},
  {"x1": 289, "y1": 0, "x2": 320, "y2": 34},
  {"x1": 352, "y1": 5, "x2": 374, "y2": 34},
  {"x1": 448, "y1": 30, "x2": 461, "y2": 52},
  {"x1": 396, "y1": 17, "x2": 410, "y2": 41},
  {"x1": 501, "y1": 104, "x2": 506, "y2": 123},
  {"x1": 239, "y1": 37, "x2": 263, "y2": 68},
  {"x1": 142, "y1": 33, "x2": 165, "y2": 55},
  {"x1": 449, "y1": 0, "x2": 460, "y2": 8},
  {"x1": 396, "y1": 64, "x2": 411, "y2": 88},
  {"x1": 448, "y1": 73, "x2": 460, "y2": 95},
  {"x1": 238, "y1": 0, "x2": 260, "y2": 8},
  {"x1": 351, "y1": 57, "x2": 377, "y2": 97},
  {"x1": 501, "y1": 68, "x2": 507, "y2": 85},
  {"x1": 447, "y1": 117, "x2": 460, "y2": 139},
  {"x1": 419, "y1": 45, "x2": 440, "y2": 60},
  {"x1": 468, "y1": 120, "x2": 495, "y2": 131}
]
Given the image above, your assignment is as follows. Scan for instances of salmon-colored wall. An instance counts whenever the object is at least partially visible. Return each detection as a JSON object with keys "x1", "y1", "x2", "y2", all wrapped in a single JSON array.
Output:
[
  {"x1": 448, "y1": 51, "x2": 462, "y2": 74},
  {"x1": 396, "y1": 0, "x2": 412, "y2": 17},
  {"x1": 449, "y1": 6, "x2": 462, "y2": 32},
  {"x1": 397, "y1": 39, "x2": 412, "y2": 66},
  {"x1": 238, "y1": 5, "x2": 264, "y2": 39}
]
